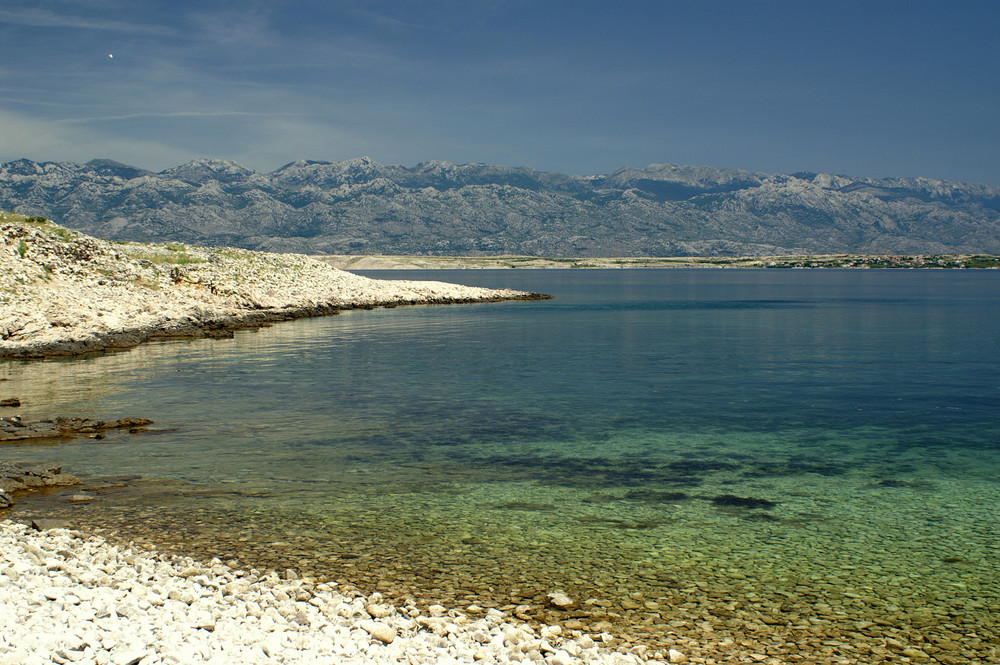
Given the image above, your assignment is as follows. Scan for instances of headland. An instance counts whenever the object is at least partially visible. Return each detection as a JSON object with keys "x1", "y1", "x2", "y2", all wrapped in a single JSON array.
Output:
[{"x1": 0, "y1": 213, "x2": 547, "y2": 359}]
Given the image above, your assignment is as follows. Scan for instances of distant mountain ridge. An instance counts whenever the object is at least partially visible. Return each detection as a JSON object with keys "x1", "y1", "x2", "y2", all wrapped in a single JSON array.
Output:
[{"x1": 2, "y1": 157, "x2": 998, "y2": 256}]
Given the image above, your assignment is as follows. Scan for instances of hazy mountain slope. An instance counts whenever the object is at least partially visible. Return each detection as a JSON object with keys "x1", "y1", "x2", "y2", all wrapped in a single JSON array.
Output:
[{"x1": 2, "y1": 157, "x2": 998, "y2": 256}]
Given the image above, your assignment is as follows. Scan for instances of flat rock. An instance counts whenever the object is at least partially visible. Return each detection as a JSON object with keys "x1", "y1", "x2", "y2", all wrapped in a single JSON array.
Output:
[
  {"x1": 0, "y1": 416, "x2": 154, "y2": 441},
  {"x1": 547, "y1": 592, "x2": 576, "y2": 610},
  {"x1": 31, "y1": 518, "x2": 72, "y2": 531},
  {"x1": 359, "y1": 620, "x2": 397, "y2": 644}
]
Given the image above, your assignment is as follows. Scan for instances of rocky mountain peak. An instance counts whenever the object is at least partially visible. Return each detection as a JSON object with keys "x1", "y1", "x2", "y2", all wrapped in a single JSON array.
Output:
[
  {"x1": 160, "y1": 159, "x2": 255, "y2": 184},
  {"x1": 1, "y1": 157, "x2": 998, "y2": 257}
]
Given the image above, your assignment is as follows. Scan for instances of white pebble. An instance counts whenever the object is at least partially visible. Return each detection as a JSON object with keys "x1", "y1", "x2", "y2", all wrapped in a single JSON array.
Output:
[{"x1": 0, "y1": 519, "x2": 666, "y2": 665}]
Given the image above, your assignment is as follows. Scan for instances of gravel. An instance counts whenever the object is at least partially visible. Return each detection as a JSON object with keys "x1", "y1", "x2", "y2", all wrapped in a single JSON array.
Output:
[{"x1": 0, "y1": 520, "x2": 662, "y2": 665}]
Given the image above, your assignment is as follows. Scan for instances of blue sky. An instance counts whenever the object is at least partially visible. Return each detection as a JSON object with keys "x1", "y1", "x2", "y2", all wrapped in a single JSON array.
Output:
[{"x1": 1, "y1": 0, "x2": 997, "y2": 184}]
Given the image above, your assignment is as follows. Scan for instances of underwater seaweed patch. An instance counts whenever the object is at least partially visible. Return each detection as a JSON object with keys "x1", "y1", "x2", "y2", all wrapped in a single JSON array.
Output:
[{"x1": 710, "y1": 495, "x2": 777, "y2": 509}]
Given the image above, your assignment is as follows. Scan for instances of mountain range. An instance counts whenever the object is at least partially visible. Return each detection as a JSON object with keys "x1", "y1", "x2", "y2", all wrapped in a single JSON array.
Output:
[{"x1": 2, "y1": 157, "x2": 998, "y2": 256}]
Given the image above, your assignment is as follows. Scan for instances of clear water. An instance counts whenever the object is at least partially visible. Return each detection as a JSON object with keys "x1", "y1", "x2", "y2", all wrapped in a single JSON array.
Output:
[{"x1": 3, "y1": 269, "x2": 999, "y2": 660}]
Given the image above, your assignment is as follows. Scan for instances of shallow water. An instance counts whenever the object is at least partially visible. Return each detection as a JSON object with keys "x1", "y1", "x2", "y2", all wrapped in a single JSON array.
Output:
[{"x1": 4, "y1": 269, "x2": 999, "y2": 662}]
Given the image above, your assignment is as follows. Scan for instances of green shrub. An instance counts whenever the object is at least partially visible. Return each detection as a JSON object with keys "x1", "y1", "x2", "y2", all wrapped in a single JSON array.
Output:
[
  {"x1": 145, "y1": 252, "x2": 204, "y2": 265},
  {"x1": 17, "y1": 239, "x2": 28, "y2": 258}
]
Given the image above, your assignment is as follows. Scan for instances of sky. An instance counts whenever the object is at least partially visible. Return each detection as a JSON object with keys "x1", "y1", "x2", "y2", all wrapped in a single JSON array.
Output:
[{"x1": 0, "y1": 0, "x2": 998, "y2": 184}]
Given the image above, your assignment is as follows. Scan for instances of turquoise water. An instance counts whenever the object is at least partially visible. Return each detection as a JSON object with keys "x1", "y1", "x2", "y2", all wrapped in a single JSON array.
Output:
[{"x1": 4, "y1": 269, "x2": 999, "y2": 661}]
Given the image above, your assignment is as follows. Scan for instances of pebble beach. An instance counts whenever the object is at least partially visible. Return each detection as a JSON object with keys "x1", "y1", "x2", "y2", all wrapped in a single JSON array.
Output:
[{"x1": 0, "y1": 520, "x2": 656, "y2": 665}]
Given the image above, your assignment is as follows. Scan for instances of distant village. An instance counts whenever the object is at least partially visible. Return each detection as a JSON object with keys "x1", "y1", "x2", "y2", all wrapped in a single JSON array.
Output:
[{"x1": 760, "y1": 255, "x2": 1000, "y2": 269}]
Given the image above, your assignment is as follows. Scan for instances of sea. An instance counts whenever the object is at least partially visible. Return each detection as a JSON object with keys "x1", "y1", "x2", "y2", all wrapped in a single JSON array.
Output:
[{"x1": 4, "y1": 269, "x2": 999, "y2": 661}]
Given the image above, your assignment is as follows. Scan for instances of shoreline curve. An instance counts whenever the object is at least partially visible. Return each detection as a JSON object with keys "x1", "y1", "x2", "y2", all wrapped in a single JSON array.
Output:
[{"x1": 1, "y1": 215, "x2": 549, "y2": 360}]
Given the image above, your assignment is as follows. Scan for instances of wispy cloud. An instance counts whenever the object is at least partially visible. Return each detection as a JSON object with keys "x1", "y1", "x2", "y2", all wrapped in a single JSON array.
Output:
[
  {"x1": 57, "y1": 110, "x2": 312, "y2": 124},
  {"x1": 0, "y1": 109, "x2": 196, "y2": 170},
  {"x1": 1, "y1": 1, "x2": 996, "y2": 183},
  {"x1": 0, "y1": 7, "x2": 175, "y2": 35}
]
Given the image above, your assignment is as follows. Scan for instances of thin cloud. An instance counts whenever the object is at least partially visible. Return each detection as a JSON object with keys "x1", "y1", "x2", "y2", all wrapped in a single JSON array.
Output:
[
  {"x1": 0, "y1": 109, "x2": 196, "y2": 170},
  {"x1": 0, "y1": 7, "x2": 175, "y2": 35},
  {"x1": 57, "y1": 110, "x2": 313, "y2": 124}
]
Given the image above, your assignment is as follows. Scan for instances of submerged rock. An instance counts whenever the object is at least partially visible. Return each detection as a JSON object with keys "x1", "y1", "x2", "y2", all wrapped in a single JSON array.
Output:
[
  {"x1": 710, "y1": 495, "x2": 777, "y2": 510},
  {"x1": 30, "y1": 518, "x2": 72, "y2": 531},
  {"x1": 546, "y1": 592, "x2": 576, "y2": 610}
]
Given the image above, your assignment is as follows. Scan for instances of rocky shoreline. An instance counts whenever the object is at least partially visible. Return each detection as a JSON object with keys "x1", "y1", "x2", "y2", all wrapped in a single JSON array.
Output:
[
  {"x1": 0, "y1": 416, "x2": 154, "y2": 443},
  {"x1": 0, "y1": 415, "x2": 155, "y2": 511},
  {"x1": 0, "y1": 214, "x2": 548, "y2": 359},
  {"x1": 0, "y1": 520, "x2": 658, "y2": 665}
]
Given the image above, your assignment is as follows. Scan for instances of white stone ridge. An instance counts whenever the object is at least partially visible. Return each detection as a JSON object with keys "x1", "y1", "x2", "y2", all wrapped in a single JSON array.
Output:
[
  {"x1": 0, "y1": 520, "x2": 658, "y2": 665},
  {"x1": 0, "y1": 216, "x2": 544, "y2": 358}
]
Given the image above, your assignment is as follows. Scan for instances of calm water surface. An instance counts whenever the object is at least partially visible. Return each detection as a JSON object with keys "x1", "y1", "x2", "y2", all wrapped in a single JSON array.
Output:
[{"x1": 4, "y1": 269, "x2": 999, "y2": 661}]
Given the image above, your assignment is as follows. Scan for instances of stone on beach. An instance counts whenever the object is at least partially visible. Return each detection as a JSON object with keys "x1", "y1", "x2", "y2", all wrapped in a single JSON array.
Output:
[
  {"x1": 359, "y1": 619, "x2": 397, "y2": 644},
  {"x1": 0, "y1": 519, "x2": 652, "y2": 665}
]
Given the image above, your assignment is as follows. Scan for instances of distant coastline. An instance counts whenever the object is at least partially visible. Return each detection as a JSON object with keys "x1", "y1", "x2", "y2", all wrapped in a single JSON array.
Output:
[{"x1": 318, "y1": 253, "x2": 1000, "y2": 270}]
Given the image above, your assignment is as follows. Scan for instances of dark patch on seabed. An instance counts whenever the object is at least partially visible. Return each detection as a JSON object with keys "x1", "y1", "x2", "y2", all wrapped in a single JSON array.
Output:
[
  {"x1": 479, "y1": 454, "x2": 745, "y2": 488},
  {"x1": 621, "y1": 489, "x2": 690, "y2": 503},
  {"x1": 710, "y1": 494, "x2": 778, "y2": 509}
]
